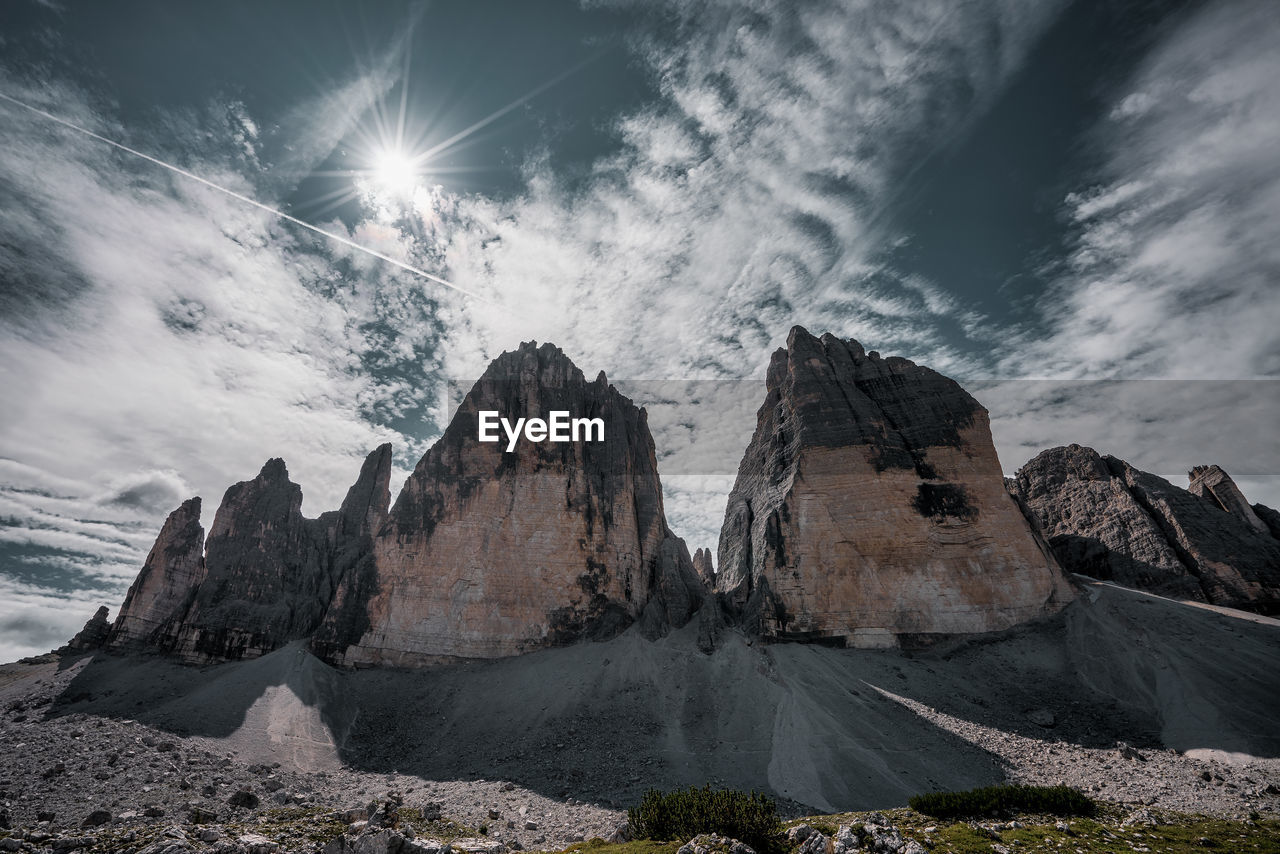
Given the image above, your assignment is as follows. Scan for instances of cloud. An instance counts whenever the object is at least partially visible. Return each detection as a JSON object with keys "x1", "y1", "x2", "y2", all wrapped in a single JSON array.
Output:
[
  {"x1": 0, "y1": 578, "x2": 108, "y2": 664},
  {"x1": 263, "y1": 45, "x2": 405, "y2": 190},
  {"x1": 394, "y1": 0, "x2": 1061, "y2": 548},
  {"x1": 976, "y1": 379, "x2": 1280, "y2": 480},
  {"x1": 96, "y1": 469, "x2": 191, "y2": 513},
  {"x1": 1005, "y1": 0, "x2": 1280, "y2": 382},
  {"x1": 0, "y1": 65, "x2": 455, "y2": 645},
  {"x1": 435, "y1": 2, "x2": 1064, "y2": 386},
  {"x1": 977, "y1": 0, "x2": 1280, "y2": 510}
]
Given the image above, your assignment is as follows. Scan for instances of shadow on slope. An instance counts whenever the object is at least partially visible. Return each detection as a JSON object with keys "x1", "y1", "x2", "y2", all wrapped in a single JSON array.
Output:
[
  {"x1": 39, "y1": 580, "x2": 1280, "y2": 810},
  {"x1": 333, "y1": 626, "x2": 1008, "y2": 813},
  {"x1": 857, "y1": 578, "x2": 1280, "y2": 760},
  {"x1": 1063, "y1": 579, "x2": 1280, "y2": 758},
  {"x1": 46, "y1": 640, "x2": 357, "y2": 771}
]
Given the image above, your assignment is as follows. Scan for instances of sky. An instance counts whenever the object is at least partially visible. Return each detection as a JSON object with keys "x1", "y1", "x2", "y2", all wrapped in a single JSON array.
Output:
[{"x1": 1, "y1": 0, "x2": 1278, "y2": 662}]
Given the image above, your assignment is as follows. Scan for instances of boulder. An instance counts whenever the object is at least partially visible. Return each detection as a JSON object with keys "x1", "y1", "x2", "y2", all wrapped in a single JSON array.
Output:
[{"x1": 228, "y1": 790, "x2": 260, "y2": 810}]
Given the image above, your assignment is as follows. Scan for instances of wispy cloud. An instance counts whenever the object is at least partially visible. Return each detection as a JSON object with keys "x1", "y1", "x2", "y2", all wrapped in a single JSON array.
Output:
[
  {"x1": 1005, "y1": 0, "x2": 1280, "y2": 381},
  {"x1": 0, "y1": 62, "x2": 456, "y2": 660},
  {"x1": 420, "y1": 0, "x2": 1065, "y2": 547},
  {"x1": 981, "y1": 0, "x2": 1280, "y2": 508},
  {"x1": 0, "y1": 577, "x2": 109, "y2": 662},
  {"x1": 436, "y1": 1, "x2": 1064, "y2": 384}
]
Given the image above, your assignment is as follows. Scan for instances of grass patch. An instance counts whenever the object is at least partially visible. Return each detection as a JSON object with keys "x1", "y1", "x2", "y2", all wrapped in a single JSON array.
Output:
[
  {"x1": 778, "y1": 805, "x2": 1280, "y2": 854},
  {"x1": 805, "y1": 821, "x2": 837, "y2": 837},
  {"x1": 395, "y1": 808, "x2": 481, "y2": 842},
  {"x1": 562, "y1": 840, "x2": 682, "y2": 854},
  {"x1": 628, "y1": 786, "x2": 786, "y2": 854},
  {"x1": 909, "y1": 784, "x2": 1095, "y2": 819},
  {"x1": 258, "y1": 806, "x2": 350, "y2": 845}
]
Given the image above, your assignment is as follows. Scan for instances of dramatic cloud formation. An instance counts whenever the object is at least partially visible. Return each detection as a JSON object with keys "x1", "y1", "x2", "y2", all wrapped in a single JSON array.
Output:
[
  {"x1": 1009, "y1": 0, "x2": 1280, "y2": 381},
  {"x1": 441, "y1": 0, "x2": 1063, "y2": 379},
  {"x1": 422, "y1": 0, "x2": 1067, "y2": 545},
  {"x1": 2, "y1": 0, "x2": 1278, "y2": 662},
  {"x1": 985, "y1": 0, "x2": 1280, "y2": 504},
  {"x1": 0, "y1": 63, "x2": 460, "y2": 657}
]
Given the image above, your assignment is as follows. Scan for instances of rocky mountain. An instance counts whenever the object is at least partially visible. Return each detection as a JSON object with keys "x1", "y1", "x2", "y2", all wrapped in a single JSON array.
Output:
[
  {"x1": 105, "y1": 342, "x2": 704, "y2": 667},
  {"x1": 321, "y1": 341, "x2": 704, "y2": 667},
  {"x1": 106, "y1": 448, "x2": 394, "y2": 663},
  {"x1": 715, "y1": 326, "x2": 1072, "y2": 647},
  {"x1": 1011, "y1": 445, "x2": 1280, "y2": 612},
  {"x1": 108, "y1": 496, "x2": 206, "y2": 651},
  {"x1": 1188, "y1": 464, "x2": 1271, "y2": 534}
]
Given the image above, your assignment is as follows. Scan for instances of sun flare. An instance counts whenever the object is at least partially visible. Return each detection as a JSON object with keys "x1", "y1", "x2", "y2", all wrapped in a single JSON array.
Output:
[{"x1": 371, "y1": 148, "x2": 420, "y2": 196}]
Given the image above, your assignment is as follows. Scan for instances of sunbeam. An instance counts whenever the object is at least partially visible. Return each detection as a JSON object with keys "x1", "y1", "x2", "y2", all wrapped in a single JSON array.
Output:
[{"x1": 0, "y1": 90, "x2": 485, "y2": 301}]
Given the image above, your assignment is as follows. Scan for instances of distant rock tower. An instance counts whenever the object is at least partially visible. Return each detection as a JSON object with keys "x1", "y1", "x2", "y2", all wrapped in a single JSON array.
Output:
[
  {"x1": 63, "y1": 605, "x2": 111, "y2": 652},
  {"x1": 692, "y1": 548, "x2": 715, "y2": 586},
  {"x1": 1188, "y1": 465, "x2": 1269, "y2": 535}
]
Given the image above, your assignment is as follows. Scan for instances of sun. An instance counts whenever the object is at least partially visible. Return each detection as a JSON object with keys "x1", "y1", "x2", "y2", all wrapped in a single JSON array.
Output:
[{"x1": 371, "y1": 148, "x2": 420, "y2": 196}]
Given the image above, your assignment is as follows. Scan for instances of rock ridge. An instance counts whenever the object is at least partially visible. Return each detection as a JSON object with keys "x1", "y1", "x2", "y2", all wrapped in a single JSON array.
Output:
[
  {"x1": 107, "y1": 342, "x2": 706, "y2": 667},
  {"x1": 1012, "y1": 445, "x2": 1280, "y2": 612}
]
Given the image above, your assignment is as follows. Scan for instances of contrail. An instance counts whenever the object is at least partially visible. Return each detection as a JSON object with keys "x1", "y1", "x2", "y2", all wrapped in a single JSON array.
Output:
[{"x1": 0, "y1": 90, "x2": 486, "y2": 301}]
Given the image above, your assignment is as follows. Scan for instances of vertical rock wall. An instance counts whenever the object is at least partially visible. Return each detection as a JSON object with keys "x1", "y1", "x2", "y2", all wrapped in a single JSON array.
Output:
[{"x1": 716, "y1": 326, "x2": 1071, "y2": 647}]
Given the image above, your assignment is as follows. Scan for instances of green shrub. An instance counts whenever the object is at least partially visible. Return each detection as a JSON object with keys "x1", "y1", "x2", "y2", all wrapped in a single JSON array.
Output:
[
  {"x1": 909, "y1": 784, "x2": 1096, "y2": 819},
  {"x1": 627, "y1": 786, "x2": 786, "y2": 854},
  {"x1": 807, "y1": 821, "x2": 837, "y2": 837}
]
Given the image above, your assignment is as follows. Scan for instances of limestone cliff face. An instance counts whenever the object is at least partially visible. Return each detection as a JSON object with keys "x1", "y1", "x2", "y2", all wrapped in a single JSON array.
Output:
[
  {"x1": 108, "y1": 447, "x2": 393, "y2": 664},
  {"x1": 716, "y1": 326, "x2": 1072, "y2": 648},
  {"x1": 1009, "y1": 445, "x2": 1202, "y2": 600},
  {"x1": 1013, "y1": 447, "x2": 1280, "y2": 612},
  {"x1": 308, "y1": 444, "x2": 393, "y2": 663},
  {"x1": 165, "y1": 458, "x2": 332, "y2": 662},
  {"x1": 324, "y1": 342, "x2": 703, "y2": 667},
  {"x1": 108, "y1": 497, "x2": 206, "y2": 649},
  {"x1": 110, "y1": 344, "x2": 703, "y2": 668}
]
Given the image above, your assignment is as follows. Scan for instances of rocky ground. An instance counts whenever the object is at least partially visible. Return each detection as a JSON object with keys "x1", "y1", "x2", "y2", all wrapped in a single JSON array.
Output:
[
  {"x1": 0, "y1": 690, "x2": 618, "y2": 851},
  {"x1": 866, "y1": 684, "x2": 1280, "y2": 817},
  {"x1": 4, "y1": 578, "x2": 1280, "y2": 853},
  {"x1": 2, "y1": 646, "x2": 1278, "y2": 850}
]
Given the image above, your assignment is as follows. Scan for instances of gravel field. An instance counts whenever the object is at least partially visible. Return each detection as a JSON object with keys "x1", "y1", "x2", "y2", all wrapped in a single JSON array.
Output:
[{"x1": 2, "y1": 578, "x2": 1278, "y2": 850}]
